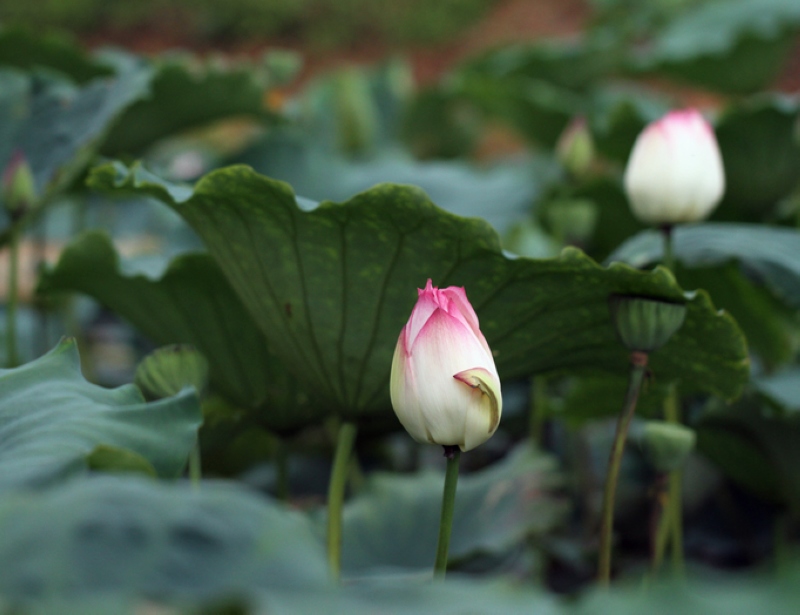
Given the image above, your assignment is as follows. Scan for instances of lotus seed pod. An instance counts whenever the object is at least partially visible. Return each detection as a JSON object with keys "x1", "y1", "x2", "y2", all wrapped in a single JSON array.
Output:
[
  {"x1": 609, "y1": 294, "x2": 687, "y2": 353},
  {"x1": 640, "y1": 420, "x2": 696, "y2": 473}
]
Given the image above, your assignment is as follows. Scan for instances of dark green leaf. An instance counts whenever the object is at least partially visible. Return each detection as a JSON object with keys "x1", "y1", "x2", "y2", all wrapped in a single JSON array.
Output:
[
  {"x1": 0, "y1": 339, "x2": 201, "y2": 488},
  {"x1": 101, "y1": 59, "x2": 273, "y2": 157},
  {"x1": 0, "y1": 62, "x2": 151, "y2": 208},
  {"x1": 633, "y1": 0, "x2": 800, "y2": 93},
  {"x1": 89, "y1": 162, "x2": 749, "y2": 420},
  {"x1": 608, "y1": 223, "x2": 800, "y2": 309},
  {"x1": 674, "y1": 264, "x2": 794, "y2": 368},
  {"x1": 576, "y1": 573, "x2": 800, "y2": 615},
  {"x1": 0, "y1": 27, "x2": 113, "y2": 83},
  {"x1": 0, "y1": 475, "x2": 328, "y2": 607},
  {"x1": 38, "y1": 231, "x2": 323, "y2": 433},
  {"x1": 696, "y1": 397, "x2": 800, "y2": 511},
  {"x1": 715, "y1": 96, "x2": 800, "y2": 216}
]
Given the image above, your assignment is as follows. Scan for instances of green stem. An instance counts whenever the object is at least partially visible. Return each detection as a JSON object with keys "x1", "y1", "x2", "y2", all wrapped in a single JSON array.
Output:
[
  {"x1": 434, "y1": 445, "x2": 462, "y2": 578},
  {"x1": 275, "y1": 437, "x2": 290, "y2": 501},
  {"x1": 326, "y1": 421, "x2": 357, "y2": 582},
  {"x1": 663, "y1": 383, "x2": 685, "y2": 578},
  {"x1": 5, "y1": 225, "x2": 20, "y2": 367},
  {"x1": 188, "y1": 438, "x2": 201, "y2": 488},
  {"x1": 598, "y1": 354, "x2": 648, "y2": 585},
  {"x1": 661, "y1": 224, "x2": 675, "y2": 272}
]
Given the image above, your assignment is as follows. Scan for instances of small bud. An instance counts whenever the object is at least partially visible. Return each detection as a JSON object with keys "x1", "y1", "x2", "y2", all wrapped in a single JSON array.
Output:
[
  {"x1": 2, "y1": 151, "x2": 37, "y2": 217},
  {"x1": 609, "y1": 294, "x2": 686, "y2": 354},
  {"x1": 134, "y1": 345, "x2": 209, "y2": 400},
  {"x1": 556, "y1": 117, "x2": 595, "y2": 179},
  {"x1": 624, "y1": 109, "x2": 725, "y2": 225},
  {"x1": 640, "y1": 420, "x2": 696, "y2": 472}
]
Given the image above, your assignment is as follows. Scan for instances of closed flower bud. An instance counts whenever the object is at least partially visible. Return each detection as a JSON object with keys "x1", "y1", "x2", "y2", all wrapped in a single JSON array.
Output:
[
  {"x1": 609, "y1": 294, "x2": 686, "y2": 354},
  {"x1": 556, "y1": 116, "x2": 595, "y2": 179},
  {"x1": 624, "y1": 109, "x2": 725, "y2": 225},
  {"x1": 2, "y1": 151, "x2": 37, "y2": 218},
  {"x1": 390, "y1": 279, "x2": 502, "y2": 452}
]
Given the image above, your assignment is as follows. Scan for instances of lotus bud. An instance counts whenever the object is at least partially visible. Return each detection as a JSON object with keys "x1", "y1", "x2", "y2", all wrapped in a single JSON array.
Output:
[
  {"x1": 609, "y1": 294, "x2": 686, "y2": 354},
  {"x1": 390, "y1": 279, "x2": 502, "y2": 452},
  {"x1": 640, "y1": 420, "x2": 696, "y2": 473},
  {"x1": 556, "y1": 116, "x2": 595, "y2": 179},
  {"x1": 624, "y1": 109, "x2": 725, "y2": 226},
  {"x1": 2, "y1": 151, "x2": 37, "y2": 218}
]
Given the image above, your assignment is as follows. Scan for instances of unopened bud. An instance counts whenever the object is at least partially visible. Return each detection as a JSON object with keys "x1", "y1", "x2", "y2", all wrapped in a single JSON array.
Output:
[
  {"x1": 556, "y1": 117, "x2": 595, "y2": 179},
  {"x1": 2, "y1": 151, "x2": 37, "y2": 217},
  {"x1": 640, "y1": 420, "x2": 696, "y2": 472},
  {"x1": 609, "y1": 294, "x2": 686, "y2": 354}
]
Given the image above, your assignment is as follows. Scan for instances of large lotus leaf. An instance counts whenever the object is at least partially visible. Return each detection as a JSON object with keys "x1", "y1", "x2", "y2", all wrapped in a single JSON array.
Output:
[
  {"x1": 608, "y1": 223, "x2": 800, "y2": 310},
  {"x1": 633, "y1": 0, "x2": 800, "y2": 93},
  {"x1": 0, "y1": 27, "x2": 113, "y2": 83},
  {"x1": 576, "y1": 572, "x2": 800, "y2": 615},
  {"x1": 715, "y1": 96, "x2": 800, "y2": 216},
  {"x1": 38, "y1": 231, "x2": 323, "y2": 433},
  {"x1": 673, "y1": 264, "x2": 794, "y2": 368},
  {"x1": 456, "y1": 39, "x2": 614, "y2": 92},
  {"x1": 0, "y1": 475, "x2": 328, "y2": 609},
  {"x1": 101, "y1": 58, "x2": 274, "y2": 157},
  {"x1": 0, "y1": 339, "x2": 201, "y2": 489},
  {"x1": 338, "y1": 443, "x2": 567, "y2": 575},
  {"x1": 0, "y1": 62, "x2": 151, "y2": 212},
  {"x1": 696, "y1": 396, "x2": 800, "y2": 513},
  {"x1": 234, "y1": 129, "x2": 555, "y2": 236},
  {"x1": 257, "y1": 577, "x2": 563, "y2": 615},
  {"x1": 454, "y1": 73, "x2": 581, "y2": 148},
  {"x1": 89, "y1": 162, "x2": 749, "y2": 419}
]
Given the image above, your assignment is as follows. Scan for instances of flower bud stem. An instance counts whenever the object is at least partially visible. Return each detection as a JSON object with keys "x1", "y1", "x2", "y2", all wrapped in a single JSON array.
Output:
[
  {"x1": 434, "y1": 445, "x2": 461, "y2": 578},
  {"x1": 598, "y1": 351, "x2": 648, "y2": 585},
  {"x1": 5, "y1": 225, "x2": 20, "y2": 367},
  {"x1": 327, "y1": 420, "x2": 357, "y2": 582},
  {"x1": 660, "y1": 224, "x2": 675, "y2": 273}
]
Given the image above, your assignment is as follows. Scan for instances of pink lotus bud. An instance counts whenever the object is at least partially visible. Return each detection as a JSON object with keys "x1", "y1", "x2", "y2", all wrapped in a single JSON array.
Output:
[
  {"x1": 623, "y1": 109, "x2": 725, "y2": 225},
  {"x1": 390, "y1": 279, "x2": 502, "y2": 452}
]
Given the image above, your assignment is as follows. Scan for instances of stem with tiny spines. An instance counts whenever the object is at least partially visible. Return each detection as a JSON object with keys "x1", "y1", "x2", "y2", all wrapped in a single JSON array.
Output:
[
  {"x1": 326, "y1": 421, "x2": 357, "y2": 582},
  {"x1": 598, "y1": 352, "x2": 648, "y2": 585},
  {"x1": 434, "y1": 445, "x2": 462, "y2": 577}
]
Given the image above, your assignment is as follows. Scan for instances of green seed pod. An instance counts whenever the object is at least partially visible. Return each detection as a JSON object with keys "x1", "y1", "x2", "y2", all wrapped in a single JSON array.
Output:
[
  {"x1": 135, "y1": 344, "x2": 209, "y2": 400},
  {"x1": 640, "y1": 420, "x2": 696, "y2": 473},
  {"x1": 609, "y1": 294, "x2": 687, "y2": 353}
]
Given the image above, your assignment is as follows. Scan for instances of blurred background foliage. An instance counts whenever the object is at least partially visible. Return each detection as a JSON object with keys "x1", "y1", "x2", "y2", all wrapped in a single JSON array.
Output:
[{"x1": 2, "y1": 0, "x2": 800, "y2": 611}]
